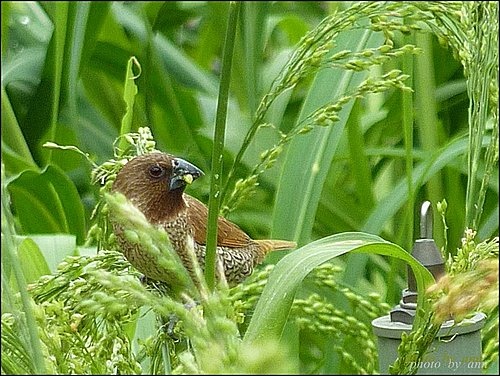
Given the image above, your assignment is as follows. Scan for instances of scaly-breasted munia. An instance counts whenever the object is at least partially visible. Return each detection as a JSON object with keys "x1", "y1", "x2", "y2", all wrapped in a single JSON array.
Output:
[{"x1": 111, "y1": 152, "x2": 296, "y2": 286}]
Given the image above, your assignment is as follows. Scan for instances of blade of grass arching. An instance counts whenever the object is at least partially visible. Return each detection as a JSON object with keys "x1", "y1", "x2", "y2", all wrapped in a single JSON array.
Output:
[
  {"x1": 272, "y1": 29, "x2": 383, "y2": 246},
  {"x1": 243, "y1": 232, "x2": 435, "y2": 344},
  {"x1": 205, "y1": 1, "x2": 241, "y2": 290}
]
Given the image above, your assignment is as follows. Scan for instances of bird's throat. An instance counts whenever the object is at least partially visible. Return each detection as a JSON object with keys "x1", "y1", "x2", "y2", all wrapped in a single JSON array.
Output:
[{"x1": 141, "y1": 190, "x2": 187, "y2": 224}]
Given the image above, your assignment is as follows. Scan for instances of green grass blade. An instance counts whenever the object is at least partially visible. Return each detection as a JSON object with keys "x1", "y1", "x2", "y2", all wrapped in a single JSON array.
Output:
[
  {"x1": 205, "y1": 1, "x2": 241, "y2": 289},
  {"x1": 402, "y1": 30, "x2": 415, "y2": 252},
  {"x1": 415, "y1": 31, "x2": 445, "y2": 244},
  {"x1": 243, "y1": 232, "x2": 434, "y2": 344},
  {"x1": 342, "y1": 135, "x2": 488, "y2": 288}
]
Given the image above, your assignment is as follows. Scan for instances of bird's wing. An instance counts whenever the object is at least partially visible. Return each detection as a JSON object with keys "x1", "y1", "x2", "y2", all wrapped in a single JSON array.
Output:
[{"x1": 185, "y1": 195, "x2": 253, "y2": 247}]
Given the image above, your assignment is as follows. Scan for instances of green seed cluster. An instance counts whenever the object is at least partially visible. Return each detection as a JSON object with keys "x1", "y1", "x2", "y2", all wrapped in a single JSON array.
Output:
[
  {"x1": 229, "y1": 265, "x2": 275, "y2": 324},
  {"x1": 389, "y1": 311, "x2": 441, "y2": 375},
  {"x1": 104, "y1": 192, "x2": 197, "y2": 297},
  {"x1": 21, "y1": 251, "x2": 143, "y2": 374},
  {"x1": 428, "y1": 258, "x2": 498, "y2": 323},
  {"x1": 310, "y1": 262, "x2": 392, "y2": 320},
  {"x1": 292, "y1": 293, "x2": 378, "y2": 374},
  {"x1": 446, "y1": 229, "x2": 499, "y2": 275}
]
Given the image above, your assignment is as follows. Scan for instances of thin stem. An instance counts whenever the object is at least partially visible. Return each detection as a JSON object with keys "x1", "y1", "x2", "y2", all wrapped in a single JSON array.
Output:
[
  {"x1": 467, "y1": 3, "x2": 498, "y2": 229},
  {"x1": 1, "y1": 166, "x2": 47, "y2": 374},
  {"x1": 415, "y1": 31, "x2": 444, "y2": 245},
  {"x1": 402, "y1": 30, "x2": 414, "y2": 252},
  {"x1": 205, "y1": 1, "x2": 241, "y2": 290}
]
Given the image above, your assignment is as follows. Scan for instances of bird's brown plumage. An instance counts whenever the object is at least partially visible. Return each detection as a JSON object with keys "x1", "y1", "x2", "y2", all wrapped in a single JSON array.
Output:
[{"x1": 111, "y1": 152, "x2": 296, "y2": 286}]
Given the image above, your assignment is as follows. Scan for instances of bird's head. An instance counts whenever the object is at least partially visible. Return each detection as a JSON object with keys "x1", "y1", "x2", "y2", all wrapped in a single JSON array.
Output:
[{"x1": 111, "y1": 152, "x2": 204, "y2": 220}]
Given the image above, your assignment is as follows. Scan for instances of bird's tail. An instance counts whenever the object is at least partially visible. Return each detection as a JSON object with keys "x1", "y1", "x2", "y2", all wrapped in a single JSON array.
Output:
[{"x1": 256, "y1": 239, "x2": 297, "y2": 254}]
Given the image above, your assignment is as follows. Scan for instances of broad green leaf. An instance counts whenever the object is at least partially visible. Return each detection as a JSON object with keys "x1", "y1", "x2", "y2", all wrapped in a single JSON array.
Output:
[
  {"x1": 79, "y1": 2, "x2": 111, "y2": 73},
  {"x1": 21, "y1": 1, "x2": 68, "y2": 162},
  {"x1": 243, "y1": 232, "x2": 435, "y2": 344},
  {"x1": 1, "y1": 46, "x2": 47, "y2": 86},
  {"x1": 18, "y1": 234, "x2": 77, "y2": 273},
  {"x1": 16, "y1": 237, "x2": 51, "y2": 284},
  {"x1": 7, "y1": 165, "x2": 86, "y2": 244},
  {"x1": 4, "y1": 1, "x2": 52, "y2": 49}
]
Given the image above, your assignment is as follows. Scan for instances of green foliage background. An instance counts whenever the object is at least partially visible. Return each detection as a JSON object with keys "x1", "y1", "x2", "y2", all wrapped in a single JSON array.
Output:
[{"x1": 1, "y1": 1, "x2": 498, "y2": 374}]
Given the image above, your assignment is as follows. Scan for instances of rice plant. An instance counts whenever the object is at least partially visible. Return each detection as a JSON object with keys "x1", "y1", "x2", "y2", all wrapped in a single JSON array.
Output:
[{"x1": 2, "y1": 1, "x2": 498, "y2": 374}]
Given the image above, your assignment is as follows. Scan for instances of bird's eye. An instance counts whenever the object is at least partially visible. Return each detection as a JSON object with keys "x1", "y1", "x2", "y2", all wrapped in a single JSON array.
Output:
[{"x1": 149, "y1": 165, "x2": 165, "y2": 179}]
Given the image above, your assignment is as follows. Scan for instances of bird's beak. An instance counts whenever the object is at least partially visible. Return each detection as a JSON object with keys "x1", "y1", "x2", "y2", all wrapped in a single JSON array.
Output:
[{"x1": 169, "y1": 158, "x2": 204, "y2": 191}]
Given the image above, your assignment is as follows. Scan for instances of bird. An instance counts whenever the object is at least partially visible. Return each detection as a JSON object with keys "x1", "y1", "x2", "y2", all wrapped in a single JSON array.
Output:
[{"x1": 110, "y1": 151, "x2": 296, "y2": 287}]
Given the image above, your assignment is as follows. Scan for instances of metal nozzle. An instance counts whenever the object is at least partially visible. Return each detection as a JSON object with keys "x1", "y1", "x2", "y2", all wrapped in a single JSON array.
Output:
[
  {"x1": 407, "y1": 201, "x2": 445, "y2": 292},
  {"x1": 391, "y1": 201, "x2": 446, "y2": 324},
  {"x1": 420, "y1": 200, "x2": 433, "y2": 239}
]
